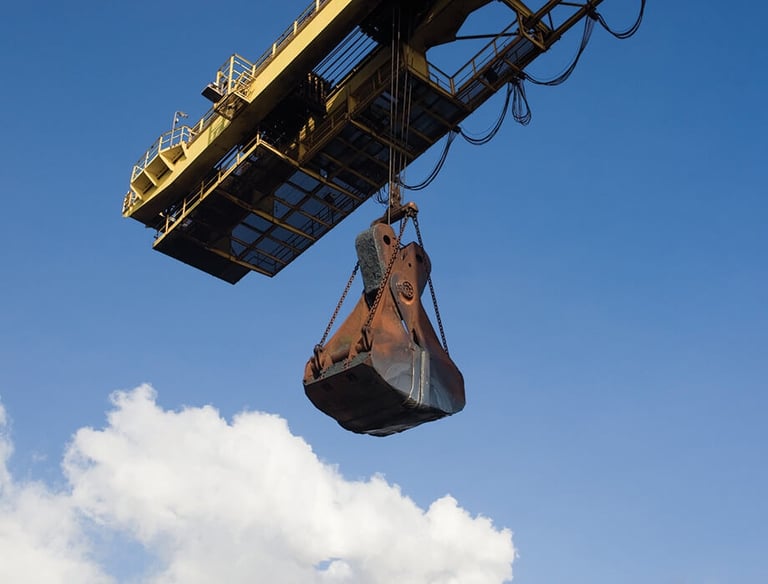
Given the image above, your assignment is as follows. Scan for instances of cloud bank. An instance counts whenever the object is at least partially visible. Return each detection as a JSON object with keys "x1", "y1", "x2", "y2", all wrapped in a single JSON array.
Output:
[{"x1": 0, "y1": 385, "x2": 514, "y2": 583}]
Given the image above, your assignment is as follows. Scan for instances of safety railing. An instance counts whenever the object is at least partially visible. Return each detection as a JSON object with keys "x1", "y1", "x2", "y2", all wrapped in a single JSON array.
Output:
[
  {"x1": 130, "y1": 0, "x2": 330, "y2": 190},
  {"x1": 212, "y1": 54, "x2": 256, "y2": 97},
  {"x1": 449, "y1": 21, "x2": 520, "y2": 93},
  {"x1": 300, "y1": 105, "x2": 348, "y2": 158},
  {"x1": 156, "y1": 134, "x2": 267, "y2": 238},
  {"x1": 188, "y1": 107, "x2": 218, "y2": 139},
  {"x1": 428, "y1": 63, "x2": 454, "y2": 95},
  {"x1": 252, "y1": 0, "x2": 330, "y2": 75},
  {"x1": 122, "y1": 190, "x2": 138, "y2": 214},
  {"x1": 131, "y1": 125, "x2": 193, "y2": 181}
]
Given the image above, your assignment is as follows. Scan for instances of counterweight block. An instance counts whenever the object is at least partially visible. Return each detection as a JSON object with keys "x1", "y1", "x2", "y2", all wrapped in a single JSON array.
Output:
[{"x1": 303, "y1": 223, "x2": 465, "y2": 436}]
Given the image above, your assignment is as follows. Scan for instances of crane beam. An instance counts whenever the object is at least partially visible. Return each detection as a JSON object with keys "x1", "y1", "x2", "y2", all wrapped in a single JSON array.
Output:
[{"x1": 122, "y1": 0, "x2": 605, "y2": 283}]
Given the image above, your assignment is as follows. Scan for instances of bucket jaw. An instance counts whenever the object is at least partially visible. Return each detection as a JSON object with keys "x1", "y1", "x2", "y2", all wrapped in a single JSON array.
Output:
[{"x1": 303, "y1": 222, "x2": 465, "y2": 436}]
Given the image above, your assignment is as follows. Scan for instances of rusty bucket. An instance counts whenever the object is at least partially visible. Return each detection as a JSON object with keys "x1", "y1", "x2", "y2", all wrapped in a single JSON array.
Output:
[{"x1": 304, "y1": 222, "x2": 465, "y2": 436}]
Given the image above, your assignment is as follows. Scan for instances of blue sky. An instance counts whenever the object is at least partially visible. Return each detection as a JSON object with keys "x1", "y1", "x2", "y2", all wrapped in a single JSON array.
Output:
[{"x1": 1, "y1": 1, "x2": 766, "y2": 582}]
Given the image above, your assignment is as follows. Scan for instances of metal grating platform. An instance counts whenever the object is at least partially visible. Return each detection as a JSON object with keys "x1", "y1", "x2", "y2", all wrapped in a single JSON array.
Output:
[{"x1": 154, "y1": 139, "x2": 366, "y2": 282}]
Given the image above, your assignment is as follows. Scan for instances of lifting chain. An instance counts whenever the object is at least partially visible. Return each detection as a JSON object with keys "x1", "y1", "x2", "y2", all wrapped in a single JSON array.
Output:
[
  {"x1": 412, "y1": 214, "x2": 450, "y2": 355},
  {"x1": 314, "y1": 209, "x2": 409, "y2": 353},
  {"x1": 317, "y1": 262, "x2": 359, "y2": 348},
  {"x1": 363, "y1": 213, "x2": 410, "y2": 331},
  {"x1": 315, "y1": 207, "x2": 449, "y2": 358}
]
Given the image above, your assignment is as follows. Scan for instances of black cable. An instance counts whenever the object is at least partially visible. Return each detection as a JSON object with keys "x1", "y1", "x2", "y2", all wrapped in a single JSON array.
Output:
[
  {"x1": 397, "y1": 0, "x2": 644, "y2": 192},
  {"x1": 398, "y1": 130, "x2": 457, "y2": 191},
  {"x1": 511, "y1": 76, "x2": 532, "y2": 126},
  {"x1": 525, "y1": 11, "x2": 596, "y2": 87},
  {"x1": 596, "y1": 0, "x2": 646, "y2": 40},
  {"x1": 401, "y1": 76, "x2": 527, "y2": 190},
  {"x1": 459, "y1": 82, "x2": 512, "y2": 145}
]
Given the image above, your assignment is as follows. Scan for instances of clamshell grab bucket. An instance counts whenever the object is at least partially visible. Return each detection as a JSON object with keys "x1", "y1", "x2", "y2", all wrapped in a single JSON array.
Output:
[{"x1": 303, "y1": 222, "x2": 465, "y2": 436}]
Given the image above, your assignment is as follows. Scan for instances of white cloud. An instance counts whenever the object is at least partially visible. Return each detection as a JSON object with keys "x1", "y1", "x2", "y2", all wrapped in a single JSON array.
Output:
[
  {"x1": 0, "y1": 386, "x2": 515, "y2": 583},
  {"x1": 0, "y1": 404, "x2": 114, "y2": 584},
  {"x1": 0, "y1": 403, "x2": 11, "y2": 489}
]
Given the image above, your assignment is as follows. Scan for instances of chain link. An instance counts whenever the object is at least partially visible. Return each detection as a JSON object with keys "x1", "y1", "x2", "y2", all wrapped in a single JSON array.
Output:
[
  {"x1": 316, "y1": 210, "x2": 448, "y2": 356},
  {"x1": 413, "y1": 215, "x2": 450, "y2": 354},
  {"x1": 363, "y1": 216, "x2": 410, "y2": 330},
  {"x1": 317, "y1": 262, "x2": 359, "y2": 347}
]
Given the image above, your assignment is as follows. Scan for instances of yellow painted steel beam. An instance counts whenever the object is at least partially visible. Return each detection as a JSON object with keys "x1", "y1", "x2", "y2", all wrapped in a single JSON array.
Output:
[
  {"x1": 126, "y1": 0, "x2": 382, "y2": 225},
  {"x1": 532, "y1": 0, "x2": 602, "y2": 46},
  {"x1": 124, "y1": 0, "x2": 625, "y2": 283},
  {"x1": 498, "y1": 0, "x2": 552, "y2": 49},
  {"x1": 408, "y1": 0, "x2": 493, "y2": 50}
]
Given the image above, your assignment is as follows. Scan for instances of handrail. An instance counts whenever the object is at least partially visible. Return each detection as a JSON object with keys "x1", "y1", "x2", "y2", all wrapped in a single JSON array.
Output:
[
  {"x1": 131, "y1": 125, "x2": 193, "y2": 181},
  {"x1": 450, "y1": 21, "x2": 519, "y2": 91},
  {"x1": 252, "y1": 0, "x2": 329, "y2": 76},
  {"x1": 428, "y1": 62, "x2": 454, "y2": 95},
  {"x1": 156, "y1": 134, "x2": 267, "y2": 238},
  {"x1": 130, "y1": 0, "x2": 330, "y2": 189}
]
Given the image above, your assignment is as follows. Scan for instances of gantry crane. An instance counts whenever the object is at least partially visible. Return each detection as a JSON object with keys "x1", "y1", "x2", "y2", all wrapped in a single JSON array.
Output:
[{"x1": 121, "y1": 0, "x2": 643, "y2": 434}]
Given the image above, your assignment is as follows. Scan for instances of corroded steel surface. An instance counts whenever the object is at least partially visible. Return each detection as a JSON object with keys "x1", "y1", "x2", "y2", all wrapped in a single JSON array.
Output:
[{"x1": 304, "y1": 223, "x2": 464, "y2": 436}]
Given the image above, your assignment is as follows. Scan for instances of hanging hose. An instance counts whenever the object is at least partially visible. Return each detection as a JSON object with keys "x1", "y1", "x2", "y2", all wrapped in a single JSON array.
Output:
[
  {"x1": 596, "y1": 0, "x2": 646, "y2": 40},
  {"x1": 510, "y1": 76, "x2": 532, "y2": 126},
  {"x1": 459, "y1": 82, "x2": 513, "y2": 146},
  {"x1": 525, "y1": 0, "x2": 644, "y2": 86},
  {"x1": 397, "y1": 0, "x2": 644, "y2": 193},
  {"x1": 398, "y1": 130, "x2": 457, "y2": 191},
  {"x1": 525, "y1": 11, "x2": 596, "y2": 87},
  {"x1": 402, "y1": 74, "x2": 530, "y2": 190}
]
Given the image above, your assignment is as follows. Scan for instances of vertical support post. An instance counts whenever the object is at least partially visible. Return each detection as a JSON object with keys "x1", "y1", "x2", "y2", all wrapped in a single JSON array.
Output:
[{"x1": 228, "y1": 55, "x2": 235, "y2": 93}]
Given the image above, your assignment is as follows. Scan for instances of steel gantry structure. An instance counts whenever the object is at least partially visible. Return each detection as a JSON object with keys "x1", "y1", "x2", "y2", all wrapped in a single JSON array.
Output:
[
  {"x1": 121, "y1": 0, "x2": 626, "y2": 283},
  {"x1": 120, "y1": 0, "x2": 644, "y2": 435}
]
